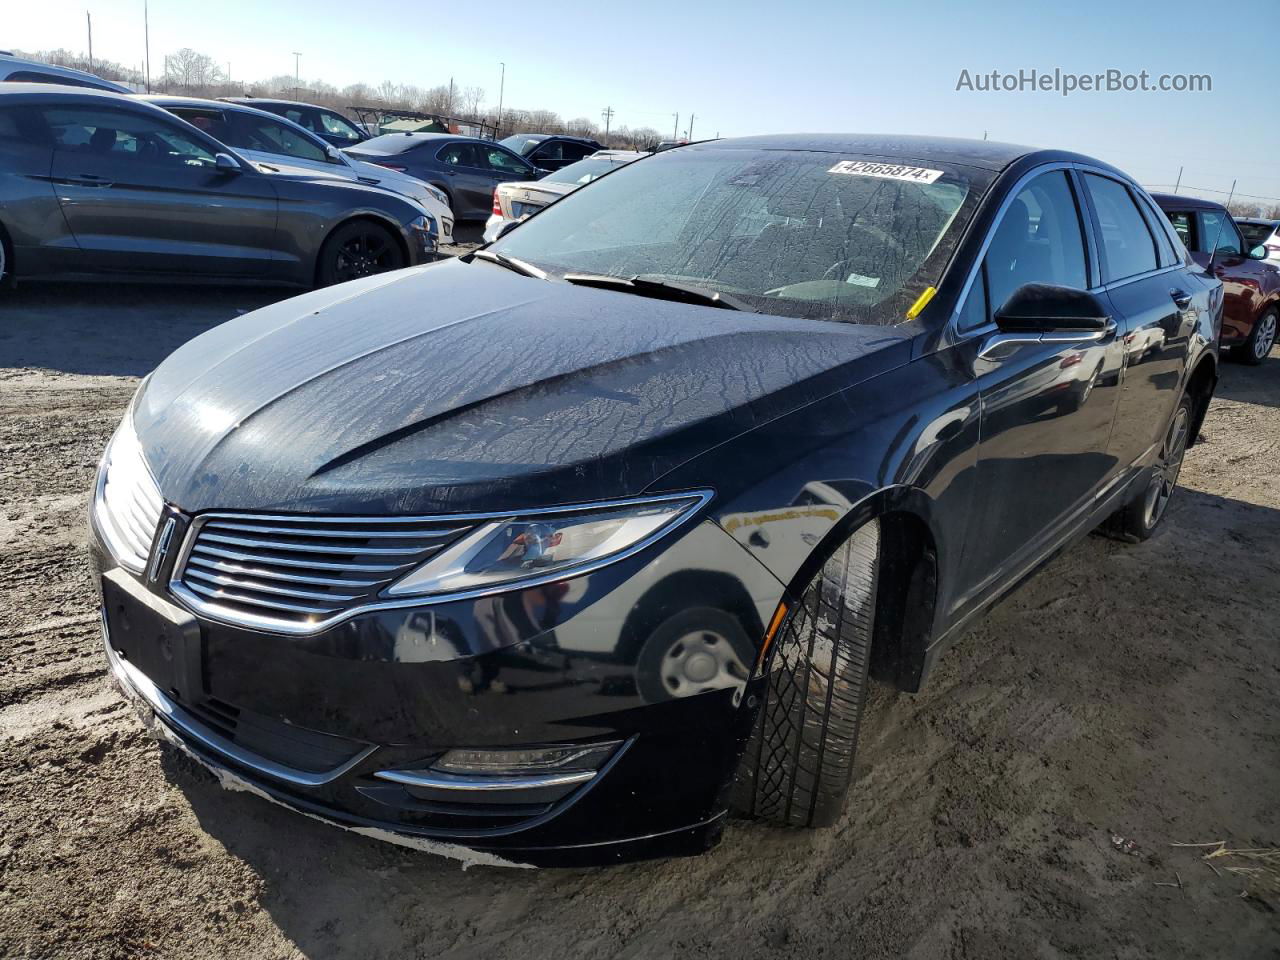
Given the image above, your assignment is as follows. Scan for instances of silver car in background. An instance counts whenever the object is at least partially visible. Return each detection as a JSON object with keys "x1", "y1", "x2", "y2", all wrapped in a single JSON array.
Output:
[
  {"x1": 483, "y1": 150, "x2": 646, "y2": 242},
  {"x1": 144, "y1": 95, "x2": 455, "y2": 243},
  {"x1": 1236, "y1": 217, "x2": 1280, "y2": 266}
]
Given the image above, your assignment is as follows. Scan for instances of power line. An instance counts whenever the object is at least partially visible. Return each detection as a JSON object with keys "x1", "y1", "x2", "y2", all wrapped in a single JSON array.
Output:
[{"x1": 1144, "y1": 183, "x2": 1280, "y2": 204}]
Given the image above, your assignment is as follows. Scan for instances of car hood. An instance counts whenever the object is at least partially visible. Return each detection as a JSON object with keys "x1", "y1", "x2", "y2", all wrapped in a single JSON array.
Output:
[{"x1": 134, "y1": 258, "x2": 913, "y2": 515}]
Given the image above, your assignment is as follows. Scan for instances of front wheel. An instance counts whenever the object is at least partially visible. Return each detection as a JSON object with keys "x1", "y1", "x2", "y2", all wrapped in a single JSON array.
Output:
[
  {"x1": 735, "y1": 520, "x2": 880, "y2": 827},
  {"x1": 1105, "y1": 392, "x2": 1192, "y2": 542},
  {"x1": 1236, "y1": 308, "x2": 1277, "y2": 366},
  {"x1": 316, "y1": 221, "x2": 405, "y2": 287}
]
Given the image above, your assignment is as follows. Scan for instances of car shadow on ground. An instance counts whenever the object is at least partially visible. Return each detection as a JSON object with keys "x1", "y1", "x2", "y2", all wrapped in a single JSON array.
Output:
[
  {"x1": 1212, "y1": 352, "x2": 1280, "y2": 408},
  {"x1": 0, "y1": 282, "x2": 288, "y2": 378},
  {"x1": 150, "y1": 476, "x2": 1280, "y2": 959}
]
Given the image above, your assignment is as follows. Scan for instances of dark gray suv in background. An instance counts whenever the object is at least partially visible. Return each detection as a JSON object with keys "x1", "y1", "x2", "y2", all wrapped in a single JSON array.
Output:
[{"x1": 0, "y1": 85, "x2": 437, "y2": 288}]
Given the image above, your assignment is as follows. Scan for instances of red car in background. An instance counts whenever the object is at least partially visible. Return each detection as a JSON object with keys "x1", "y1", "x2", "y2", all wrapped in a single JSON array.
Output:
[{"x1": 1153, "y1": 193, "x2": 1280, "y2": 364}]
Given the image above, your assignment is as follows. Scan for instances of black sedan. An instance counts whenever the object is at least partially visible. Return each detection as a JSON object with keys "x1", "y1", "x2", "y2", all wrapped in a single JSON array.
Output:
[
  {"x1": 345, "y1": 132, "x2": 542, "y2": 220},
  {"x1": 90, "y1": 134, "x2": 1221, "y2": 867},
  {"x1": 0, "y1": 85, "x2": 436, "y2": 288},
  {"x1": 498, "y1": 133, "x2": 604, "y2": 171}
]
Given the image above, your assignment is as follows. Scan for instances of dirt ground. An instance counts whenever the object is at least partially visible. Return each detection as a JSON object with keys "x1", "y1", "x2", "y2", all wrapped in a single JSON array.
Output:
[{"x1": 1, "y1": 267, "x2": 1278, "y2": 959}]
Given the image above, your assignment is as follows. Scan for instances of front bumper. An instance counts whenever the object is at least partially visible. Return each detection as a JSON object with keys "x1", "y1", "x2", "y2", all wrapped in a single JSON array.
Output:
[{"x1": 91, "y1": 514, "x2": 783, "y2": 867}]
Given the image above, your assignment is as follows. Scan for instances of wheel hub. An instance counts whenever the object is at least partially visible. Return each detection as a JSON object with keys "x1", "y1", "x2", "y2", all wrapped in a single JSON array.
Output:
[
  {"x1": 659, "y1": 630, "x2": 748, "y2": 697},
  {"x1": 1143, "y1": 405, "x2": 1189, "y2": 528}
]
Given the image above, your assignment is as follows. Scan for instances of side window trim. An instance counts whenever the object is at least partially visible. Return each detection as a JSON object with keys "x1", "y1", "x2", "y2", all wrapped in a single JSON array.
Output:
[{"x1": 1132, "y1": 190, "x2": 1179, "y2": 267}]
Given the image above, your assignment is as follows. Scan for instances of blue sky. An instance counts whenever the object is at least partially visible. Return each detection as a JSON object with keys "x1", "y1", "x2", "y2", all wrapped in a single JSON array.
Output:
[{"x1": 11, "y1": 0, "x2": 1280, "y2": 204}]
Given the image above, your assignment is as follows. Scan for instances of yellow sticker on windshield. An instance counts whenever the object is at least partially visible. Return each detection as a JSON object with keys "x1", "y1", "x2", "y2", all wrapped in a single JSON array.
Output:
[{"x1": 828, "y1": 161, "x2": 944, "y2": 184}]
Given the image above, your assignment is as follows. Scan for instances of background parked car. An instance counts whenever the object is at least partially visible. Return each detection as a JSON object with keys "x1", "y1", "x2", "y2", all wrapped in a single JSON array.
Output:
[
  {"x1": 1154, "y1": 193, "x2": 1280, "y2": 364},
  {"x1": 0, "y1": 85, "x2": 436, "y2": 288},
  {"x1": 1236, "y1": 217, "x2": 1280, "y2": 266},
  {"x1": 484, "y1": 149, "x2": 646, "y2": 241},
  {"x1": 498, "y1": 133, "x2": 603, "y2": 171},
  {"x1": 222, "y1": 96, "x2": 369, "y2": 149},
  {"x1": 144, "y1": 95, "x2": 454, "y2": 243},
  {"x1": 345, "y1": 132, "x2": 543, "y2": 220},
  {"x1": 0, "y1": 53, "x2": 129, "y2": 92}
]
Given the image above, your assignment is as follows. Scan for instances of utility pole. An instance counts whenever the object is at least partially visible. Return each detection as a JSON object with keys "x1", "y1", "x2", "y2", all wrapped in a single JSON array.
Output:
[
  {"x1": 86, "y1": 11, "x2": 93, "y2": 71},
  {"x1": 601, "y1": 106, "x2": 614, "y2": 138},
  {"x1": 292, "y1": 51, "x2": 301, "y2": 96},
  {"x1": 226, "y1": 62, "x2": 231, "y2": 85},
  {"x1": 448, "y1": 76, "x2": 454, "y2": 114},
  {"x1": 144, "y1": 0, "x2": 151, "y2": 92},
  {"x1": 496, "y1": 62, "x2": 505, "y2": 134},
  {"x1": 672, "y1": 112, "x2": 679, "y2": 141},
  {"x1": 687, "y1": 113, "x2": 694, "y2": 141},
  {"x1": 1173, "y1": 165, "x2": 1183, "y2": 194}
]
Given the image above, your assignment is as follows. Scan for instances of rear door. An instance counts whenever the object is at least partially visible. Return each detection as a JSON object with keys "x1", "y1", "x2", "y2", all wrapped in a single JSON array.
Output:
[
  {"x1": 956, "y1": 167, "x2": 1124, "y2": 592},
  {"x1": 41, "y1": 104, "x2": 279, "y2": 277},
  {"x1": 434, "y1": 141, "x2": 493, "y2": 218},
  {"x1": 1080, "y1": 174, "x2": 1203, "y2": 471}
]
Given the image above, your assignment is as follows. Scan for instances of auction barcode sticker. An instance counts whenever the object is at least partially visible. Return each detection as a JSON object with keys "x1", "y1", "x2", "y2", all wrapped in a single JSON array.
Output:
[{"x1": 828, "y1": 161, "x2": 944, "y2": 184}]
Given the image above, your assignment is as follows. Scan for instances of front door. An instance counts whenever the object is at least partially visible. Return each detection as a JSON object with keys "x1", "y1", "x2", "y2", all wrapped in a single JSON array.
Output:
[
  {"x1": 42, "y1": 104, "x2": 279, "y2": 277},
  {"x1": 955, "y1": 168, "x2": 1124, "y2": 602}
]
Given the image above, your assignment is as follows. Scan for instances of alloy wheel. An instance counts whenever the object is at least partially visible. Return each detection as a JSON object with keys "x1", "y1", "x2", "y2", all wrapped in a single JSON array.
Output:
[
  {"x1": 1142, "y1": 404, "x2": 1190, "y2": 529},
  {"x1": 333, "y1": 231, "x2": 395, "y2": 282},
  {"x1": 1254, "y1": 312, "x2": 1277, "y2": 361}
]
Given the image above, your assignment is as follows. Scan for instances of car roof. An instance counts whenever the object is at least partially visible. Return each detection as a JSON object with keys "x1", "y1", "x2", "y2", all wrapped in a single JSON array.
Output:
[
  {"x1": 1235, "y1": 217, "x2": 1279, "y2": 226},
  {"x1": 1149, "y1": 192, "x2": 1226, "y2": 212},
  {"x1": 0, "y1": 82, "x2": 140, "y2": 104},
  {"x1": 223, "y1": 96, "x2": 323, "y2": 109},
  {"x1": 0, "y1": 54, "x2": 130, "y2": 93}
]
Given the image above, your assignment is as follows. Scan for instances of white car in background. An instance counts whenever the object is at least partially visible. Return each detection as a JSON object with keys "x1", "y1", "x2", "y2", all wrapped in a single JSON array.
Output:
[
  {"x1": 144, "y1": 95, "x2": 455, "y2": 243},
  {"x1": 483, "y1": 150, "x2": 646, "y2": 242},
  {"x1": 1236, "y1": 217, "x2": 1280, "y2": 266}
]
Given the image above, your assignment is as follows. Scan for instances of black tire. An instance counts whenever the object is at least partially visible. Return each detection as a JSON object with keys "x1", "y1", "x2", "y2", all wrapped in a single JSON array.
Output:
[
  {"x1": 1234, "y1": 308, "x2": 1277, "y2": 366},
  {"x1": 315, "y1": 220, "x2": 405, "y2": 287},
  {"x1": 0, "y1": 221, "x2": 12, "y2": 288},
  {"x1": 735, "y1": 520, "x2": 880, "y2": 827},
  {"x1": 635, "y1": 607, "x2": 754, "y2": 704},
  {"x1": 1104, "y1": 391, "x2": 1193, "y2": 542}
]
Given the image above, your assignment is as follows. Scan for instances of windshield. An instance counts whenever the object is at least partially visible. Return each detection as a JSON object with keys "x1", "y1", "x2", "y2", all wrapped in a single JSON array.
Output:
[
  {"x1": 491, "y1": 147, "x2": 979, "y2": 325},
  {"x1": 500, "y1": 134, "x2": 544, "y2": 156},
  {"x1": 545, "y1": 157, "x2": 632, "y2": 186}
]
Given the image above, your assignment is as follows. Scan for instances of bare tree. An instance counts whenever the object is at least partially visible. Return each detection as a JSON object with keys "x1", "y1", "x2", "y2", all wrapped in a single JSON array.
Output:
[
  {"x1": 162, "y1": 48, "x2": 224, "y2": 92},
  {"x1": 1226, "y1": 200, "x2": 1263, "y2": 219},
  {"x1": 1264, "y1": 203, "x2": 1280, "y2": 220},
  {"x1": 459, "y1": 86, "x2": 485, "y2": 118}
]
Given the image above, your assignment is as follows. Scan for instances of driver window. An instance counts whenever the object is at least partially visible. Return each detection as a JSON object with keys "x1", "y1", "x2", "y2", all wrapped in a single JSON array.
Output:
[
  {"x1": 484, "y1": 147, "x2": 531, "y2": 175},
  {"x1": 985, "y1": 171, "x2": 1088, "y2": 316},
  {"x1": 1199, "y1": 210, "x2": 1242, "y2": 256},
  {"x1": 41, "y1": 107, "x2": 217, "y2": 168}
]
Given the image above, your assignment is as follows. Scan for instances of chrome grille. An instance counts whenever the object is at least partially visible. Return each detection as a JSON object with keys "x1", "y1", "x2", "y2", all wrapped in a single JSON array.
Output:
[
  {"x1": 172, "y1": 514, "x2": 472, "y2": 631},
  {"x1": 94, "y1": 420, "x2": 164, "y2": 573}
]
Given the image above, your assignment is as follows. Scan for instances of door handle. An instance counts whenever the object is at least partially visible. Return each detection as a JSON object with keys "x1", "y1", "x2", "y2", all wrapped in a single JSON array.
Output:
[
  {"x1": 65, "y1": 174, "x2": 112, "y2": 187},
  {"x1": 1170, "y1": 289, "x2": 1193, "y2": 309},
  {"x1": 443, "y1": 170, "x2": 457, "y2": 176}
]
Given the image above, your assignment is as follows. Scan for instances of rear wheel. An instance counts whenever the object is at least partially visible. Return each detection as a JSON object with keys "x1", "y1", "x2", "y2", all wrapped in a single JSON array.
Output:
[
  {"x1": 1236, "y1": 308, "x2": 1277, "y2": 365},
  {"x1": 316, "y1": 221, "x2": 405, "y2": 287},
  {"x1": 735, "y1": 520, "x2": 880, "y2": 827},
  {"x1": 1105, "y1": 392, "x2": 1192, "y2": 542}
]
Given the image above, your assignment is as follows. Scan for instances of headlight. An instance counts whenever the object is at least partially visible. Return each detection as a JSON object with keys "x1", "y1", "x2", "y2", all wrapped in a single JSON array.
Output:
[
  {"x1": 423, "y1": 183, "x2": 449, "y2": 207},
  {"x1": 93, "y1": 388, "x2": 163, "y2": 573},
  {"x1": 384, "y1": 491, "x2": 711, "y2": 598}
]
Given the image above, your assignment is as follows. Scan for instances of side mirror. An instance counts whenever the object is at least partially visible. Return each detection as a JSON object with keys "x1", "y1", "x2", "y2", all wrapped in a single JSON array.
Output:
[
  {"x1": 214, "y1": 152, "x2": 241, "y2": 174},
  {"x1": 994, "y1": 283, "x2": 1112, "y2": 333},
  {"x1": 325, "y1": 145, "x2": 343, "y2": 163},
  {"x1": 534, "y1": 167, "x2": 552, "y2": 178},
  {"x1": 1249, "y1": 244, "x2": 1269, "y2": 261}
]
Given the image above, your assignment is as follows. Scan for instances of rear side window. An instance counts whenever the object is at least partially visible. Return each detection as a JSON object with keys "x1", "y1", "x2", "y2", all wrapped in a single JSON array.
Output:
[
  {"x1": 1133, "y1": 193, "x2": 1178, "y2": 266},
  {"x1": 1166, "y1": 211, "x2": 1195, "y2": 250},
  {"x1": 1083, "y1": 174, "x2": 1158, "y2": 281},
  {"x1": 561, "y1": 142, "x2": 594, "y2": 162},
  {"x1": 169, "y1": 108, "x2": 231, "y2": 144},
  {"x1": 530, "y1": 141, "x2": 563, "y2": 161},
  {"x1": 985, "y1": 170, "x2": 1089, "y2": 314}
]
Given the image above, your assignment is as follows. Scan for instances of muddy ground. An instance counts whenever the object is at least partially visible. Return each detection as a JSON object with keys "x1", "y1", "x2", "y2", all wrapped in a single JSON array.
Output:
[{"x1": 1, "y1": 264, "x2": 1278, "y2": 959}]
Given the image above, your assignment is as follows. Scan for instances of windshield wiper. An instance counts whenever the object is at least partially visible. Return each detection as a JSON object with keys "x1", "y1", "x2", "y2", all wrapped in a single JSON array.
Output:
[
  {"x1": 563, "y1": 273, "x2": 755, "y2": 312},
  {"x1": 470, "y1": 248, "x2": 548, "y2": 280}
]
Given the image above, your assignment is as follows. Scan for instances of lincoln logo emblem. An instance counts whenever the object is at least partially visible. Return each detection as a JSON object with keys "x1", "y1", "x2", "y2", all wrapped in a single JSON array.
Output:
[{"x1": 147, "y1": 517, "x2": 177, "y2": 584}]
